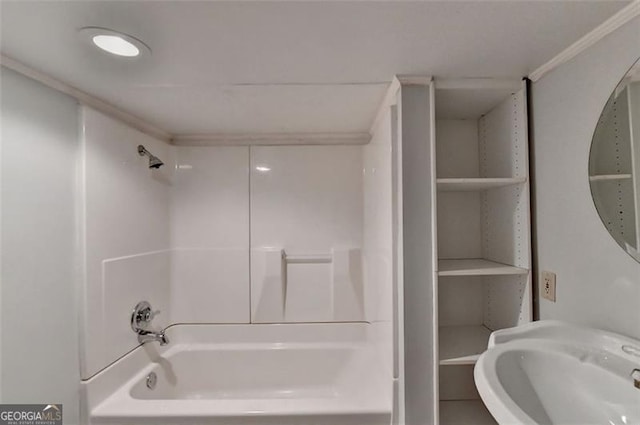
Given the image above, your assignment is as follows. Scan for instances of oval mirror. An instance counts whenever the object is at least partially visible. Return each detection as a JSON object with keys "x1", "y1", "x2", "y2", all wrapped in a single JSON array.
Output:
[{"x1": 589, "y1": 58, "x2": 640, "y2": 263}]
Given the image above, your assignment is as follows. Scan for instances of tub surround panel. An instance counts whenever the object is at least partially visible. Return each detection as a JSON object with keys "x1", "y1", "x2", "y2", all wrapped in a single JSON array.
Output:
[
  {"x1": 250, "y1": 146, "x2": 363, "y2": 252},
  {"x1": 170, "y1": 249, "x2": 250, "y2": 323},
  {"x1": 251, "y1": 248, "x2": 286, "y2": 322},
  {"x1": 169, "y1": 147, "x2": 250, "y2": 323},
  {"x1": 363, "y1": 104, "x2": 395, "y2": 378},
  {"x1": 251, "y1": 248, "x2": 364, "y2": 323},
  {"x1": 171, "y1": 146, "x2": 249, "y2": 250},
  {"x1": 82, "y1": 107, "x2": 172, "y2": 378},
  {"x1": 250, "y1": 146, "x2": 364, "y2": 324},
  {"x1": 285, "y1": 262, "x2": 334, "y2": 322},
  {"x1": 332, "y1": 248, "x2": 365, "y2": 322},
  {"x1": 79, "y1": 120, "x2": 389, "y2": 376},
  {"x1": 102, "y1": 251, "x2": 171, "y2": 366}
]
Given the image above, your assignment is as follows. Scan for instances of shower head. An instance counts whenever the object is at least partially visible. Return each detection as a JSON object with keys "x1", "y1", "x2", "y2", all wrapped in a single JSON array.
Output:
[
  {"x1": 148, "y1": 155, "x2": 164, "y2": 169},
  {"x1": 137, "y1": 145, "x2": 164, "y2": 169}
]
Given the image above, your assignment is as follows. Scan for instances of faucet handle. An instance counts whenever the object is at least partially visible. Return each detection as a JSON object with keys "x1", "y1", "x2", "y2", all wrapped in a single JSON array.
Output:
[
  {"x1": 149, "y1": 309, "x2": 161, "y2": 321},
  {"x1": 131, "y1": 301, "x2": 160, "y2": 333}
]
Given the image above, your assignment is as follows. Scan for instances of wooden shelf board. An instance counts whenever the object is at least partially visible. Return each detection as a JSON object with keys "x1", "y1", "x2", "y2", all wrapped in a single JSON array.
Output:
[
  {"x1": 440, "y1": 400, "x2": 497, "y2": 425},
  {"x1": 439, "y1": 325, "x2": 492, "y2": 366},
  {"x1": 437, "y1": 177, "x2": 526, "y2": 191},
  {"x1": 438, "y1": 259, "x2": 528, "y2": 276},
  {"x1": 589, "y1": 174, "x2": 632, "y2": 182}
]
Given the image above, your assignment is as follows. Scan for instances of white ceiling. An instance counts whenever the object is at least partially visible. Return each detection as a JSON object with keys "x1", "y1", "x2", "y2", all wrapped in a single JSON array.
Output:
[{"x1": 0, "y1": 1, "x2": 629, "y2": 135}]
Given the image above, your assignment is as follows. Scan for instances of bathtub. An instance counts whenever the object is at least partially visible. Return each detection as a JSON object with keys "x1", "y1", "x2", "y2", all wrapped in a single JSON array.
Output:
[{"x1": 83, "y1": 323, "x2": 392, "y2": 425}]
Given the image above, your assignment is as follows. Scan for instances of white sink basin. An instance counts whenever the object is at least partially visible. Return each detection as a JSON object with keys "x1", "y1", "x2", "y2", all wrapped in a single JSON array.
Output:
[{"x1": 475, "y1": 321, "x2": 640, "y2": 425}]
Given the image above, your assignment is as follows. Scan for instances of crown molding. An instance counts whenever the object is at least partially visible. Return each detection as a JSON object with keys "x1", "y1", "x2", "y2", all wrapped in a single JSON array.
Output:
[
  {"x1": 2, "y1": 54, "x2": 372, "y2": 146},
  {"x1": 529, "y1": 0, "x2": 640, "y2": 82},
  {"x1": 171, "y1": 132, "x2": 370, "y2": 146},
  {"x1": 0, "y1": 54, "x2": 172, "y2": 142}
]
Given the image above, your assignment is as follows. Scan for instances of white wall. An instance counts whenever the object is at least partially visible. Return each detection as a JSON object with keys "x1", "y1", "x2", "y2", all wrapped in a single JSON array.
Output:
[
  {"x1": 531, "y1": 16, "x2": 640, "y2": 339},
  {"x1": 1, "y1": 68, "x2": 80, "y2": 423},
  {"x1": 81, "y1": 107, "x2": 172, "y2": 378}
]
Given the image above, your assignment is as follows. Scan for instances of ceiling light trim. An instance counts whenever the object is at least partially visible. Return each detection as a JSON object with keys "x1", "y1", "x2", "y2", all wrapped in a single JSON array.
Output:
[
  {"x1": 529, "y1": 0, "x2": 640, "y2": 82},
  {"x1": 79, "y1": 27, "x2": 151, "y2": 58}
]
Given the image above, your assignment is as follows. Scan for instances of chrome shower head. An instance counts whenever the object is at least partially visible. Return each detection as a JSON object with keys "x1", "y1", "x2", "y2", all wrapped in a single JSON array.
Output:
[
  {"x1": 137, "y1": 145, "x2": 164, "y2": 169},
  {"x1": 148, "y1": 155, "x2": 164, "y2": 169}
]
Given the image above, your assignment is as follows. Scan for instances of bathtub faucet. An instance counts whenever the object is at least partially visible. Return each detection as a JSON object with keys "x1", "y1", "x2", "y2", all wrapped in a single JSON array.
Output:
[
  {"x1": 131, "y1": 301, "x2": 170, "y2": 346},
  {"x1": 137, "y1": 328, "x2": 170, "y2": 346}
]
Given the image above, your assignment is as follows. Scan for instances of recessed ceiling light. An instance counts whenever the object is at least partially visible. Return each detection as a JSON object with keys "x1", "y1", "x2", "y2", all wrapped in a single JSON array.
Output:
[
  {"x1": 92, "y1": 35, "x2": 139, "y2": 57},
  {"x1": 79, "y1": 27, "x2": 151, "y2": 58},
  {"x1": 255, "y1": 166, "x2": 271, "y2": 172}
]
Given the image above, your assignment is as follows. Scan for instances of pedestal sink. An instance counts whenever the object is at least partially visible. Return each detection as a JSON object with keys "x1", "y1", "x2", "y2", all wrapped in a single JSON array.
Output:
[{"x1": 475, "y1": 321, "x2": 640, "y2": 425}]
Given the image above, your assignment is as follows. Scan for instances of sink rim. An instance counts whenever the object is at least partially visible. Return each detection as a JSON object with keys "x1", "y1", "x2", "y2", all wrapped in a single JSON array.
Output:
[{"x1": 474, "y1": 320, "x2": 640, "y2": 425}]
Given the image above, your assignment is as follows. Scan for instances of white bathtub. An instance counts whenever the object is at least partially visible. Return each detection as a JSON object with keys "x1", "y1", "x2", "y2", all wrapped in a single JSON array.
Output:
[{"x1": 83, "y1": 323, "x2": 392, "y2": 425}]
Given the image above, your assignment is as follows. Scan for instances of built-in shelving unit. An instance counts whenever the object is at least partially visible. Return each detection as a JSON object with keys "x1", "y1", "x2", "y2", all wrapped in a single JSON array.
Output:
[{"x1": 434, "y1": 79, "x2": 532, "y2": 425}]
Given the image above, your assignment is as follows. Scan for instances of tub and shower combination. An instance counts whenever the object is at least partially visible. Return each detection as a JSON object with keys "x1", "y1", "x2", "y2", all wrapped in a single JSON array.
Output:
[{"x1": 83, "y1": 323, "x2": 392, "y2": 425}]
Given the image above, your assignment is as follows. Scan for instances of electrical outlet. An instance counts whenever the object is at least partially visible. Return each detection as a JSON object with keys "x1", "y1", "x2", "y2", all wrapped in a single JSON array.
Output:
[{"x1": 541, "y1": 271, "x2": 556, "y2": 302}]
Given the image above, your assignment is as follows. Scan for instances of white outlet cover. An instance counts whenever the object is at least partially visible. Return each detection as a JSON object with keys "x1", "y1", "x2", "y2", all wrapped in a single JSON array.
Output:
[{"x1": 541, "y1": 271, "x2": 556, "y2": 302}]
